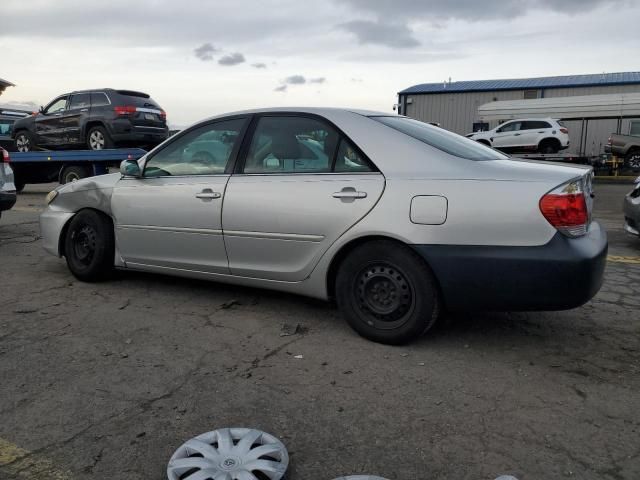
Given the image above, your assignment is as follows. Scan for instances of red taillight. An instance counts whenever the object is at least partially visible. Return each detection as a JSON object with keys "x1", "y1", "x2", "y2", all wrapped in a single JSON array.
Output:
[
  {"x1": 1, "y1": 148, "x2": 9, "y2": 163},
  {"x1": 114, "y1": 105, "x2": 137, "y2": 116},
  {"x1": 540, "y1": 179, "x2": 591, "y2": 237},
  {"x1": 559, "y1": 128, "x2": 568, "y2": 134},
  {"x1": 160, "y1": 110, "x2": 166, "y2": 121}
]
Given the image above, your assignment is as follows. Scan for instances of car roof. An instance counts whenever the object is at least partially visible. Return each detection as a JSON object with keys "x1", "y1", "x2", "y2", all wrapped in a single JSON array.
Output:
[
  {"x1": 194, "y1": 107, "x2": 393, "y2": 124},
  {"x1": 501, "y1": 117, "x2": 557, "y2": 122}
]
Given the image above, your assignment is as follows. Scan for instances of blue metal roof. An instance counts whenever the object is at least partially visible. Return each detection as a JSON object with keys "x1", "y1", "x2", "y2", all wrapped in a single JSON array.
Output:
[{"x1": 399, "y1": 72, "x2": 640, "y2": 95}]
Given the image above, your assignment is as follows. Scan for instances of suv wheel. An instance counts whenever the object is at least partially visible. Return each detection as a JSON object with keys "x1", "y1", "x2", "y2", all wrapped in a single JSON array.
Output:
[
  {"x1": 15, "y1": 131, "x2": 34, "y2": 152},
  {"x1": 625, "y1": 150, "x2": 640, "y2": 171},
  {"x1": 539, "y1": 139, "x2": 559, "y2": 154},
  {"x1": 87, "y1": 126, "x2": 113, "y2": 150},
  {"x1": 335, "y1": 240, "x2": 440, "y2": 345}
]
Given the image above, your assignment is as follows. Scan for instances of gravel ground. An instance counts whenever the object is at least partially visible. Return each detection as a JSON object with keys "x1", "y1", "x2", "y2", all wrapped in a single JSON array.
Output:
[{"x1": 0, "y1": 182, "x2": 639, "y2": 480}]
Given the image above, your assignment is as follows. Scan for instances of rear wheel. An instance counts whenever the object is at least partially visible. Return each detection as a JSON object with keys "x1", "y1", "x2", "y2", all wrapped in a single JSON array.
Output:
[
  {"x1": 60, "y1": 165, "x2": 91, "y2": 184},
  {"x1": 86, "y1": 126, "x2": 113, "y2": 150},
  {"x1": 335, "y1": 240, "x2": 440, "y2": 344},
  {"x1": 625, "y1": 150, "x2": 640, "y2": 171},
  {"x1": 539, "y1": 139, "x2": 559, "y2": 154},
  {"x1": 63, "y1": 210, "x2": 114, "y2": 282},
  {"x1": 15, "y1": 131, "x2": 34, "y2": 152}
]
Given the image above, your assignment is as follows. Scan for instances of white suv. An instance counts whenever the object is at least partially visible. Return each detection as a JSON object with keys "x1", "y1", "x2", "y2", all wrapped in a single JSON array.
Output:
[{"x1": 467, "y1": 118, "x2": 569, "y2": 154}]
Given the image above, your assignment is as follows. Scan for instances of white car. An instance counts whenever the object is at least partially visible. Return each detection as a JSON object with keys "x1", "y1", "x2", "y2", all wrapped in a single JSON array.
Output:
[
  {"x1": 40, "y1": 108, "x2": 606, "y2": 344},
  {"x1": 468, "y1": 118, "x2": 569, "y2": 154}
]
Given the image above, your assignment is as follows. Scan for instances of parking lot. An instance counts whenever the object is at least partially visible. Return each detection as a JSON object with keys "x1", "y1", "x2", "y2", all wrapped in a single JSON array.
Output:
[{"x1": 1, "y1": 181, "x2": 639, "y2": 479}]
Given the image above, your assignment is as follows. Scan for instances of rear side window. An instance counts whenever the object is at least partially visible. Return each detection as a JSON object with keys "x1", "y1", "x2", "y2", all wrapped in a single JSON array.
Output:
[
  {"x1": 522, "y1": 121, "x2": 552, "y2": 130},
  {"x1": 630, "y1": 121, "x2": 640, "y2": 137},
  {"x1": 243, "y1": 116, "x2": 374, "y2": 174},
  {"x1": 91, "y1": 92, "x2": 110, "y2": 107},
  {"x1": 0, "y1": 119, "x2": 14, "y2": 135},
  {"x1": 372, "y1": 116, "x2": 508, "y2": 161},
  {"x1": 69, "y1": 93, "x2": 91, "y2": 110}
]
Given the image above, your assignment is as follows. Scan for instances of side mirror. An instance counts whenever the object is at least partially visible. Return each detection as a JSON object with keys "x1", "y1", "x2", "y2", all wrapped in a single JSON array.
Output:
[
  {"x1": 120, "y1": 159, "x2": 141, "y2": 177},
  {"x1": 39, "y1": 106, "x2": 44, "y2": 113}
]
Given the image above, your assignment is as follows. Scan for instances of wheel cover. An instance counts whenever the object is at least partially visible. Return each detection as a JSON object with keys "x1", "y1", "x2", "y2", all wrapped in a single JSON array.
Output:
[
  {"x1": 167, "y1": 428, "x2": 289, "y2": 480},
  {"x1": 71, "y1": 224, "x2": 97, "y2": 266},
  {"x1": 628, "y1": 153, "x2": 640, "y2": 169},
  {"x1": 354, "y1": 262, "x2": 414, "y2": 330},
  {"x1": 89, "y1": 130, "x2": 105, "y2": 150},
  {"x1": 16, "y1": 134, "x2": 30, "y2": 152}
]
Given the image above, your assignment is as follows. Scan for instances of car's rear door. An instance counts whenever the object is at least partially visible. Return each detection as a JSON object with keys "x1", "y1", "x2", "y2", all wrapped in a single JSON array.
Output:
[
  {"x1": 222, "y1": 114, "x2": 385, "y2": 282},
  {"x1": 520, "y1": 120, "x2": 550, "y2": 148},
  {"x1": 111, "y1": 117, "x2": 249, "y2": 273}
]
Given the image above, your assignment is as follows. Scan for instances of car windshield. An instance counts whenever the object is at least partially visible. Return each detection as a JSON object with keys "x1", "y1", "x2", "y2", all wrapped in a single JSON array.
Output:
[{"x1": 372, "y1": 116, "x2": 509, "y2": 161}]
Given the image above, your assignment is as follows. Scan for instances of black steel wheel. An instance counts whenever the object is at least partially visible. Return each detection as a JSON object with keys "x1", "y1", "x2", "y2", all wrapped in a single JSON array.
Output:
[
  {"x1": 336, "y1": 240, "x2": 440, "y2": 344},
  {"x1": 64, "y1": 210, "x2": 114, "y2": 281},
  {"x1": 60, "y1": 165, "x2": 91, "y2": 184}
]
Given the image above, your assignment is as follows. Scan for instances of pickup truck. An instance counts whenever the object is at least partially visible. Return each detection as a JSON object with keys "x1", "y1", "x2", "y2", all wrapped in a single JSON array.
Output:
[{"x1": 606, "y1": 124, "x2": 640, "y2": 171}]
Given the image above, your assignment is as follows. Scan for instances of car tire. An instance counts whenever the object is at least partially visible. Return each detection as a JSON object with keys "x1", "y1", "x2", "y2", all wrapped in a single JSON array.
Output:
[
  {"x1": 86, "y1": 126, "x2": 113, "y2": 151},
  {"x1": 335, "y1": 240, "x2": 440, "y2": 345},
  {"x1": 14, "y1": 131, "x2": 35, "y2": 152},
  {"x1": 63, "y1": 209, "x2": 115, "y2": 282},
  {"x1": 61, "y1": 165, "x2": 91, "y2": 184},
  {"x1": 625, "y1": 150, "x2": 640, "y2": 171},
  {"x1": 539, "y1": 139, "x2": 559, "y2": 154}
]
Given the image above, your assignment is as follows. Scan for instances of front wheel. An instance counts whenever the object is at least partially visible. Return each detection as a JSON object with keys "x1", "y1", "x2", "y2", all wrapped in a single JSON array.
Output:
[
  {"x1": 625, "y1": 151, "x2": 640, "y2": 171},
  {"x1": 14, "y1": 131, "x2": 35, "y2": 152},
  {"x1": 64, "y1": 210, "x2": 115, "y2": 282},
  {"x1": 335, "y1": 240, "x2": 440, "y2": 344}
]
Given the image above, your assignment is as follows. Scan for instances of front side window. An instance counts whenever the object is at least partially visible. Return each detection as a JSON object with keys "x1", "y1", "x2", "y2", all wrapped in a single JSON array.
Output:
[
  {"x1": 144, "y1": 118, "x2": 246, "y2": 177},
  {"x1": 69, "y1": 93, "x2": 91, "y2": 110},
  {"x1": 497, "y1": 121, "x2": 520, "y2": 133},
  {"x1": 372, "y1": 116, "x2": 508, "y2": 161},
  {"x1": 244, "y1": 116, "x2": 338, "y2": 174},
  {"x1": 44, "y1": 97, "x2": 68, "y2": 114}
]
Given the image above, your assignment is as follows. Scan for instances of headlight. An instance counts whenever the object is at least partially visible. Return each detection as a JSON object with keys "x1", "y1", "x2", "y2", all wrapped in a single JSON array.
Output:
[{"x1": 45, "y1": 190, "x2": 58, "y2": 204}]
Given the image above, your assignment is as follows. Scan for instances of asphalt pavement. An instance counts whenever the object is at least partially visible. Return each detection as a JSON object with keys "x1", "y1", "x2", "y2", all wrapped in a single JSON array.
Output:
[{"x1": 0, "y1": 181, "x2": 639, "y2": 480}]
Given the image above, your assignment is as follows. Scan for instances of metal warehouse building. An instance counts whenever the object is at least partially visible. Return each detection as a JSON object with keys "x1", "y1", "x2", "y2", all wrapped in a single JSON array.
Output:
[{"x1": 398, "y1": 72, "x2": 640, "y2": 136}]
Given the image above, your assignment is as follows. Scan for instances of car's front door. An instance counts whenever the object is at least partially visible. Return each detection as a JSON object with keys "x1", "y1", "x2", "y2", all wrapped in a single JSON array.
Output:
[
  {"x1": 491, "y1": 121, "x2": 521, "y2": 149},
  {"x1": 222, "y1": 114, "x2": 385, "y2": 282},
  {"x1": 111, "y1": 117, "x2": 249, "y2": 273},
  {"x1": 62, "y1": 93, "x2": 91, "y2": 145},
  {"x1": 35, "y1": 96, "x2": 69, "y2": 146}
]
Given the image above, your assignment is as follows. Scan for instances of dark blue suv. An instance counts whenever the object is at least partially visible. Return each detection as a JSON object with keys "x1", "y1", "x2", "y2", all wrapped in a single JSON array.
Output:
[{"x1": 11, "y1": 89, "x2": 169, "y2": 152}]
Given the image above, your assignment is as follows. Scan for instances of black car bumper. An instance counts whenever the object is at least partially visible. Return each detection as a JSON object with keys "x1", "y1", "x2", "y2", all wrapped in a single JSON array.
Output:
[
  {"x1": 0, "y1": 190, "x2": 17, "y2": 212},
  {"x1": 412, "y1": 222, "x2": 608, "y2": 312}
]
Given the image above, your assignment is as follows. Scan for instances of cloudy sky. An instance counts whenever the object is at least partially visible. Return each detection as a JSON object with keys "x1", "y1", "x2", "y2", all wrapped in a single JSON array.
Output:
[{"x1": 1, "y1": 0, "x2": 639, "y2": 126}]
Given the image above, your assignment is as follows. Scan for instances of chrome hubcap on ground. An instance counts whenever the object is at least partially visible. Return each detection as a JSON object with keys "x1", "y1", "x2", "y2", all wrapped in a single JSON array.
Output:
[
  {"x1": 167, "y1": 428, "x2": 289, "y2": 480},
  {"x1": 355, "y1": 263, "x2": 413, "y2": 329},
  {"x1": 16, "y1": 135, "x2": 30, "y2": 152},
  {"x1": 89, "y1": 131, "x2": 105, "y2": 150},
  {"x1": 72, "y1": 225, "x2": 96, "y2": 266}
]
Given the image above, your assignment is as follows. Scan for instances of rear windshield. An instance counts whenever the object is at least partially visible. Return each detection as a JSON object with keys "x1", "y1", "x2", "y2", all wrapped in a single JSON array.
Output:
[
  {"x1": 372, "y1": 116, "x2": 508, "y2": 161},
  {"x1": 115, "y1": 90, "x2": 160, "y2": 108}
]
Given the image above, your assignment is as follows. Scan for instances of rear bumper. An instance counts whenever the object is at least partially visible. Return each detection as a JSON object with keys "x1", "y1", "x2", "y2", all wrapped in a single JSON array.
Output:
[
  {"x1": 412, "y1": 222, "x2": 608, "y2": 311},
  {"x1": 108, "y1": 120, "x2": 168, "y2": 145},
  {"x1": 0, "y1": 190, "x2": 16, "y2": 211}
]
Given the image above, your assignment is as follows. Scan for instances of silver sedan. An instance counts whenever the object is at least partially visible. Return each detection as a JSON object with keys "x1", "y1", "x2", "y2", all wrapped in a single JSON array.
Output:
[{"x1": 40, "y1": 108, "x2": 607, "y2": 344}]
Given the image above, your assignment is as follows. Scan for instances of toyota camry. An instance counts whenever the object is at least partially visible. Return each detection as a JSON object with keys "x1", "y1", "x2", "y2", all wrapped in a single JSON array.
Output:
[{"x1": 40, "y1": 108, "x2": 607, "y2": 344}]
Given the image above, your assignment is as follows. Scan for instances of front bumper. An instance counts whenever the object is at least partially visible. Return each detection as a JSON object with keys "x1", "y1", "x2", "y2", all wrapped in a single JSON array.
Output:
[
  {"x1": 40, "y1": 208, "x2": 75, "y2": 256},
  {"x1": 624, "y1": 187, "x2": 640, "y2": 236},
  {"x1": 0, "y1": 190, "x2": 16, "y2": 212},
  {"x1": 412, "y1": 222, "x2": 608, "y2": 312}
]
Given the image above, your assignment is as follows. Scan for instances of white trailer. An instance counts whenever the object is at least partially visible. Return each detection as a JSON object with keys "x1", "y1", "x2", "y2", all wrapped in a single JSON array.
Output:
[{"x1": 477, "y1": 93, "x2": 640, "y2": 158}]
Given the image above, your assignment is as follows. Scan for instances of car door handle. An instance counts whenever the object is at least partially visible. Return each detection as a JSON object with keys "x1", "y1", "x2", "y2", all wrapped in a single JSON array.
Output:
[
  {"x1": 80, "y1": 108, "x2": 89, "y2": 112},
  {"x1": 514, "y1": 133, "x2": 521, "y2": 136},
  {"x1": 195, "y1": 189, "x2": 221, "y2": 200},
  {"x1": 333, "y1": 187, "x2": 367, "y2": 199}
]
